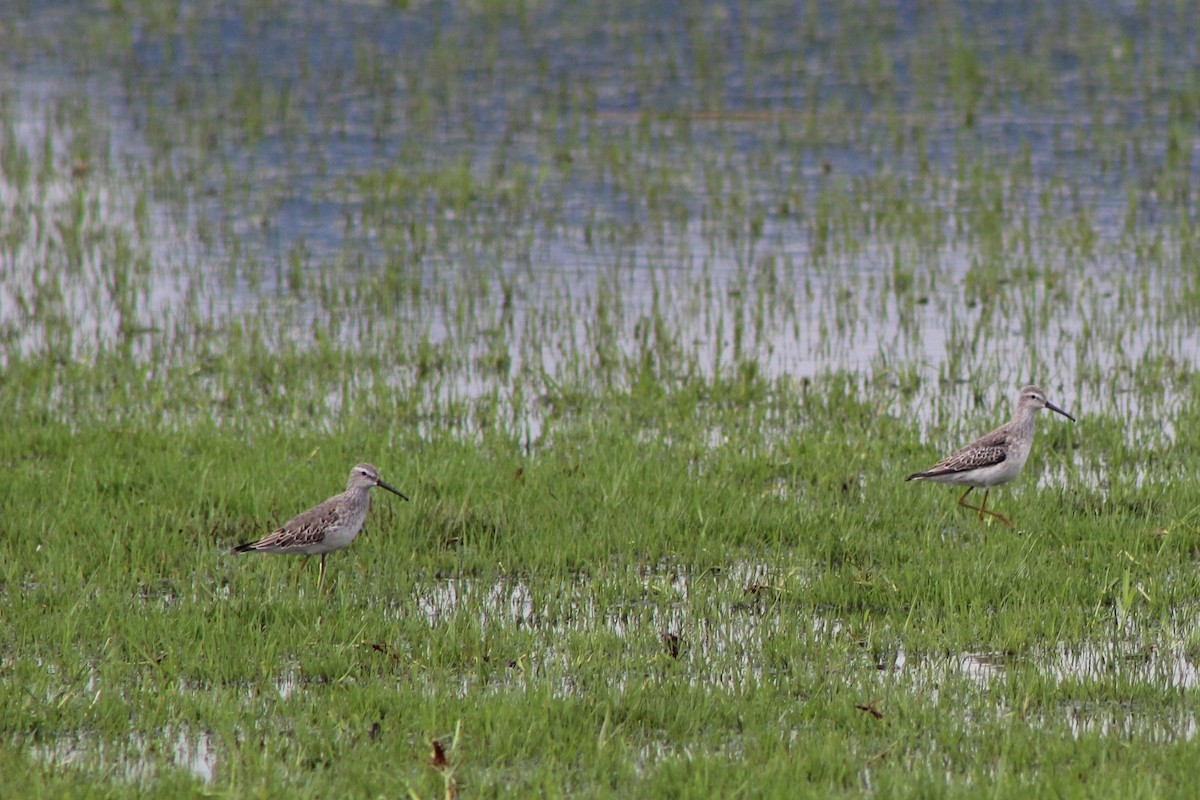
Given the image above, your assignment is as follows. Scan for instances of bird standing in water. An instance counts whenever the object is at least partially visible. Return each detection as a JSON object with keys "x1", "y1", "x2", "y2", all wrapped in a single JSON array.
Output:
[
  {"x1": 906, "y1": 386, "x2": 1074, "y2": 529},
  {"x1": 231, "y1": 463, "x2": 408, "y2": 586}
]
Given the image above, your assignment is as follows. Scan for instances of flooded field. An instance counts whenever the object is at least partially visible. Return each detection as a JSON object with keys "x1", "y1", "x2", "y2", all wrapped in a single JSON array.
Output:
[{"x1": 4, "y1": 0, "x2": 1200, "y2": 796}]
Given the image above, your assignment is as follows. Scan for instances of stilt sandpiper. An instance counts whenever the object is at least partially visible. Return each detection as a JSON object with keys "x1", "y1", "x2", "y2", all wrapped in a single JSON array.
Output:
[
  {"x1": 231, "y1": 463, "x2": 408, "y2": 585},
  {"x1": 906, "y1": 386, "x2": 1074, "y2": 529}
]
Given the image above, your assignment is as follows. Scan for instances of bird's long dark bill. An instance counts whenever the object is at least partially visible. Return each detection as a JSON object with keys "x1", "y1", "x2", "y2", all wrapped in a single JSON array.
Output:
[
  {"x1": 1046, "y1": 401, "x2": 1076, "y2": 422},
  {"x1": 377, "y1": 479, "x2": 410, "y2": 501}
]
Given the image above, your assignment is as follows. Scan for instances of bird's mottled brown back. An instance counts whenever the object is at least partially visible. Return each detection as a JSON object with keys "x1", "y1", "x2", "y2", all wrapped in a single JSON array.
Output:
[
  {"x1": 909, "y1": 427, "x2": 1010, "y2": 479},
  {"x1": 257, "y1": 494, "x2": 349, "y2": 550}
]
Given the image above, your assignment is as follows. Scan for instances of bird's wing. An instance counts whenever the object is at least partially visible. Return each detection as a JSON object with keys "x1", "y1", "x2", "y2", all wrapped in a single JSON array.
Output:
[
  {"x1": 913, "y1": 426, "x2": 1010, "y2": 478},
  {"x1": 250, "y1": 495, "x2": 347, "y2": 550}
]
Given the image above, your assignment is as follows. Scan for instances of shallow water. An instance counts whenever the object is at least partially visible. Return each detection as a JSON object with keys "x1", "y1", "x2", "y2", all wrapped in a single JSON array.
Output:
[
  {"x1": 406, "y1": 563, "x2": 1200, "y2": 723},
  {"x1": 31, "y1": 727, "x2": 218, "y2": 785},
  {"x1": 3, "y1": 1, "x2": 1199, "y2": 441}
]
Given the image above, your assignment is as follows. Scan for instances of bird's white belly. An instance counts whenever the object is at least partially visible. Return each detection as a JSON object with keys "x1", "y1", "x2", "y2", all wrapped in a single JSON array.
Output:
[
  {"x1": 950, "y1": 459, "x2": 1024, "y2": 487},
  {"x1": 933, "y1": 445, "x2": 1031, "y2": 488},
  {"x1": 306, "y1": 525, "x2": 361, "y2": 554}
]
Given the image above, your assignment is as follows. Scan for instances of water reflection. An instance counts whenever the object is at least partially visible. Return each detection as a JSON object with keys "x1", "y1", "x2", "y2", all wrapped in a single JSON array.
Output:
[
  {"x1": 408, "y1": 562, "x2": 1200, "y2": 714},
  {"x1": 31, "y1": 727, "x2": 217, "y2": 785},
  {"x1": 3, "y1": 2, "x2": 1199, "y2": 441}
]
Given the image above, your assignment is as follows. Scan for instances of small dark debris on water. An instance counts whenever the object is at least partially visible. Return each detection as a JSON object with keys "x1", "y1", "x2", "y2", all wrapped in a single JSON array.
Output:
[
  {"x1": 366, "y1": 641, "x2": 400, "y2": 663},
  {"x1": 431, "y1": 738, "x2": 449, "y2": 768},
  {"x1": 856, "y1": 703, "x2": 885, "y2": 720},
  {"x1": 660, "y1": 631, "x2": 685, "y2": 659}
]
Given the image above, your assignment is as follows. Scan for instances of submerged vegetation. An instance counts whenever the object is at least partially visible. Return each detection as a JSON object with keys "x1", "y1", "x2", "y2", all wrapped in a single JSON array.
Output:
[{"x1": 3, "y1": 0, "x2": 1200, "y2": 796}]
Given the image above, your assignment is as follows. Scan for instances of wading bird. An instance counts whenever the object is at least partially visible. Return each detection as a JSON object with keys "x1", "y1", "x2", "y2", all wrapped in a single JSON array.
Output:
[
  {"x1": 906, "y1": 386, "x2": 1074, "y2": 529},
  {"x1": 231, "y1": 463, "x2": 408, "y2": 586}
]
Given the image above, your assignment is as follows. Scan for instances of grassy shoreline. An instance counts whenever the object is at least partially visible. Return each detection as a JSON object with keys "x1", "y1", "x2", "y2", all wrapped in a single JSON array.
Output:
[{"x1": 5, "y1": 362, "x2": 1200, "y2": 795}]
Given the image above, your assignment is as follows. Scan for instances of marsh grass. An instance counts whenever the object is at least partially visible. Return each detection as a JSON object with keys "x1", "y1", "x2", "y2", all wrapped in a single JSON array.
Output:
[
  {"x1": 6, "y1": 367, "x2": 1200, "y2": 796},
  {"x1": 5, "y1": 0, "x2": 1200, "y2": 797}
]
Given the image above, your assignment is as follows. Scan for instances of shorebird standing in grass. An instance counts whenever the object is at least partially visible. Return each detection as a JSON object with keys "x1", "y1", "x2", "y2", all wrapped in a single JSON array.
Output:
[
  {"x1": 231, "y1": 463, "x2": 408, "y2": 586},
  {"x1": 906, "y1": 385, "x2": 1074, "y2": 529}
]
